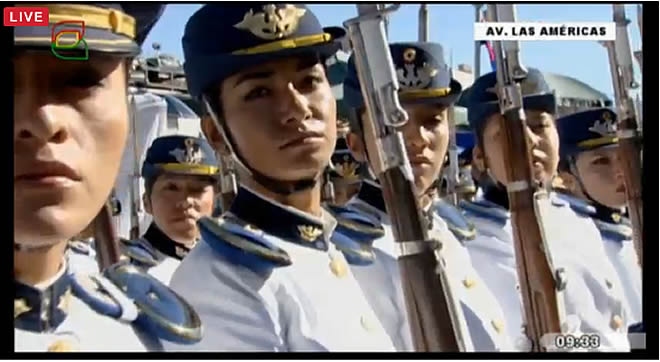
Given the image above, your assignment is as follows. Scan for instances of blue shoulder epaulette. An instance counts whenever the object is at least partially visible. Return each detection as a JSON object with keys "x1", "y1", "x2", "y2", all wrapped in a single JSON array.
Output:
[
  {"x1": 433, "y1": 200, "x2": 477, "y2": 243},
  {"x1": 458, "y1": 198, "x2": 509, "y2": 225},
  {"x1": 554, "y1": 192, "x2": 595, "y2": 217},
  {"x1": 593, "y1": 219, "x2": 633, "y2": 242},
  {"x1": 198, "y1": 216, "x2": 292, "y2": 273},
  {"x1": 325, "y1": 204, "x2": 385, "y2": 265},
  {"x1": 119, "y1": 238, "x2": 161, "y2": 269},
  {"x1": 69, "y1": 265, "x2": 200, "y2": 345},
  {"x1": 102, "y1": 263, "x2": 202, "y2": 344},
  {"x1": 554, "y1": 193, "x2": 632, "y2": 242}
]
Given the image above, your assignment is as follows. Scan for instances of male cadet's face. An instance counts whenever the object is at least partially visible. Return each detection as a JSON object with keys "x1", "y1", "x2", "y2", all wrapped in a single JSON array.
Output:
[
  {"x1": 481, "y1": 110, "x2": 559, "y2": 185},
  {"x1": 220, "y1": 56, "x2": 337, "y2": 181},
  {"x1": 358, "y1": 103, "x2": 449, "y2": 195},
  {"x1": 574, "y1": 147, "x2": 626, "y2": 208},
  {"x1": 14, "y1": 53, "x2": 129, "y2": 247},
  {"x1": 146, "y1": 174, "x2": 215, "y2": 243}
]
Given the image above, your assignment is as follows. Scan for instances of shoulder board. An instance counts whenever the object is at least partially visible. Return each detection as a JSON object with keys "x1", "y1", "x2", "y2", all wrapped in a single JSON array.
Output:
[
  {"x1": 459, "y1": 199, "x2": 509, "y2": 224},
  {"x1": 433, "y1": 200, "x2": 477, "y2": 242},
  {"x1": 197, "y1": 216, "x2": 291, "y2": 273},
  {"x1": 554, "y1": 193, "x2": 596, "y2": 218},
  {"x1": 593, "y1": 219, "x2": 633, "y2": 242},
  {"x1": 325, "y1": 204, "x2": 384, "y2": 265},
  {"x1": 325, "y1": 204, "x2": 385, "y2": 241},
  {"x1": 70, "y1": 272, "x2": 136, "y2": 322},
  {"x1": 103, "y1": 263, "x2": 202, "y2": 344},
  {"x1": 331, "y1": 232, "x2": 375, "y2": 266},
  {"x1": 68, "y1": 240, "x2": 95, "y2": 256},
  {"x1": 119, "y1": 238, "x2": 161, "y2": 268}
]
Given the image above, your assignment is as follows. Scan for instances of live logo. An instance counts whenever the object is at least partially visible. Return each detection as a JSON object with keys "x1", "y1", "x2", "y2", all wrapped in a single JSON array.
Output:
[{"x1": 3, "y1": 7, "x2": 49, "y2": 26}]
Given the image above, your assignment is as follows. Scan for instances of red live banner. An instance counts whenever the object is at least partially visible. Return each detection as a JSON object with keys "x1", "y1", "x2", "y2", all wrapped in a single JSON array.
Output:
[{"x1": 4, "y1": 7, "x2": 49, "y2": 26}]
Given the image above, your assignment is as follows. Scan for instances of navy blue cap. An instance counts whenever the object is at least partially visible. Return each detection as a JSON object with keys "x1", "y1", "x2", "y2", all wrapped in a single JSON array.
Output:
[
  {"x1": 14, "y1": 4, "x2": 164, "y2": 56},
  {"x1": 330, "y1": 138, "x2": 362, "y2": 185},
  {"x1": 457, "y1": 68, "x2": 556, "y2": 137},
  {"x1": 558, "y1": 107, "x2": 618, "y2": 160},
  {"x1": 142, "y1": 136, "x2": 219, "y2": 181},
  {"x1": 182, "y1": 4, "x2": 345, "y2": 99},
  {"x1": 344, "y1": 42, "x2": 462, "y2": 113}
]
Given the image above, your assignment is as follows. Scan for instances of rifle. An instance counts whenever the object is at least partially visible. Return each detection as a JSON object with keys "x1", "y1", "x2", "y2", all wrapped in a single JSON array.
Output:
[
  {"x1": 344, "y1": 4, "x2": 467, "y2": 351},
  {"x1": 128, "y1": 93, "x2": 142, "y2": 240},
  {"x1": 473, "y1": 4, "x2": 483, "y2": 78},
  {"x1": 418, "y1": 5, "x2": 429, "y2": 42},
  {"x1": 445, "y1": 51, "x2": 460, "y2": 206},
  {"x1": 634, "y1": 4, "x2": 642, "y2": 72},
  {"x1": 602, "y1": 5, "x2": 643, "y2": 267},
  {"x1": 486, "y1": 4, "x2": 562, "y2": 351},
  {"x1": 93, "y1": 200, "x2": 122, "y2": 271}
]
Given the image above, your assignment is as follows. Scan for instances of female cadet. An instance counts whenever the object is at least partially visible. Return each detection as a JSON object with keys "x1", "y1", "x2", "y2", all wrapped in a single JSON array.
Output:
[
  {"x1": 165, "y1": 4, "x2": 411, "y2": 351},
  {"x1": 457, "y1": 70, "x2": 631, "y2": 351},
  {"x1": 14, "y1": 4, "x2": 200, "y2": 351},
  {"x1": 121, "y1": 135, "x2": 218, "y2": 283},
  {"x1": 342, "y1": 42, "x2": 513, "y2": 351},
  {"x1": 556, "y1": 108, "x2": 642, "y2": 328}
]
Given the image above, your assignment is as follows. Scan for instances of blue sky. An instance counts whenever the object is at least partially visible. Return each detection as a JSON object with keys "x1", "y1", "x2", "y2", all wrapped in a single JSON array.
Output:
[{"x1": 141, "y1": 3, "x2": 643, "y2": 97}]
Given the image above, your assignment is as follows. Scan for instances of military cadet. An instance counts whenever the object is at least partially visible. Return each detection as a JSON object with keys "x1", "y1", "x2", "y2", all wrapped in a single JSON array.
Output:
[
  {"x1": 14, "y1": 4, "x2": 201, "y2": 351},
  {"x1": 555, "y1": 108, "x2": 642, "y2": 326},
  {"x1": 342, "y1": 42, "x2": 513, "y2": 351},
  {"x1": 165, "y1": 4, "x2": 411, "y2": 351},
  {"x1": 457, "y1": 69, "x2": 631, "y2": 351},
  {"x1": 121, "y1": 135, "x2": 219, "y2": 283}
]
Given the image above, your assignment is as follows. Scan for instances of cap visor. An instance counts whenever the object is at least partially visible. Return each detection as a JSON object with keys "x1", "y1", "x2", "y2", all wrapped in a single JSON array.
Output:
[{"x1": 15, "y1": 25, "x2": 139, "y2": 56}]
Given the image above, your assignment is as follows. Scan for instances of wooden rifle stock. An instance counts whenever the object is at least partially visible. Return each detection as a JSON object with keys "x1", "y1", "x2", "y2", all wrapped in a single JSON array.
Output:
[
  {"x1": 487, "y1": 4, "x2": 561, "y2": 351},
  {"x1": 93, "y1": 200, "x2": 122, "y2": 271},
  {"x1": 345, "y1": 4, "x2": 464, "y2": 351}
]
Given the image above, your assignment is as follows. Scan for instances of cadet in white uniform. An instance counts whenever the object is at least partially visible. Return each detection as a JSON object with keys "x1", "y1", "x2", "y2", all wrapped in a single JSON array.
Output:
[
  {"x1": 165, "y1": 4, "x2": 409, "y2": 351},
  {"x1": 555, "y1": 108, "x2": 642, "y2": 328},
  {"x1": 457, "y1": 69, "x2": 631, "y2": 351},
  {"x1": 340, "y1": 42, "x2": 512, "y2": 351},
  {"x1": 14, "y1": 4, "x2": 201, "y2": 351},
  {"x1": 121, "y1": 135, "x2": 219, "y2": 284}
]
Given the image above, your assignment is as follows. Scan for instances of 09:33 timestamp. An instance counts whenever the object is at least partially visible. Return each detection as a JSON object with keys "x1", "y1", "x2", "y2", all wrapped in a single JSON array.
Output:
[{"x1": 553, "y1": 333, "x2": 601, "y2": 350}]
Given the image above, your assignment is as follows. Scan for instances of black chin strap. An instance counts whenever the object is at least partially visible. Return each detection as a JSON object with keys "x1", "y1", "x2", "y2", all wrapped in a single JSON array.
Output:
[
  {"x1": 252, "y1": 171, "x2": 320, "y2": 196},
  {"x1": 568, "y1": 158, "x2": 600, "y2": 207}
]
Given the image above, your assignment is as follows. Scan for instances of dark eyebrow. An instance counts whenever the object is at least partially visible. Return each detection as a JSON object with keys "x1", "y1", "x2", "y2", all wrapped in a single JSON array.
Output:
[
  {"x1": 233, "y1": 70, "x2": 274, "y2": 88},
  {"x1": 296, "y1": 55, "x2": 321, "y2": 71}
]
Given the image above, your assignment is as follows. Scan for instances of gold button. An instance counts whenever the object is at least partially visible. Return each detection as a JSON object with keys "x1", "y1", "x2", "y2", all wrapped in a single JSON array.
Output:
[
  {"x1": 491, "y1": 320, "x2": 504, "y2": 334},
  {"x1": 610, "y1": 315, "x2": 623, "y2": 330},
  {"x1": 48, "y1": 339, "x2": 77, "y2": 352},
  {"x1": 462, "y1": 277, "x2": 476, "y2": 289},
  {"x1": 360, "y1": 315, "x2": 375, "y2": 332},
  {"x1": 329, "y1": 257, "x2": 348, "y2": 278}
]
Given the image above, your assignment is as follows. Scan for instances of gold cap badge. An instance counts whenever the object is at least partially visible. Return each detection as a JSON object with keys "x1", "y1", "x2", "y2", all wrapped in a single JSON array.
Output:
[
  {"x1": 234, "y1": 4, "x2": 306, "y2": 40},
  {"x1": 169, "y1": 138, "x2": 203, "y2": 164}
]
